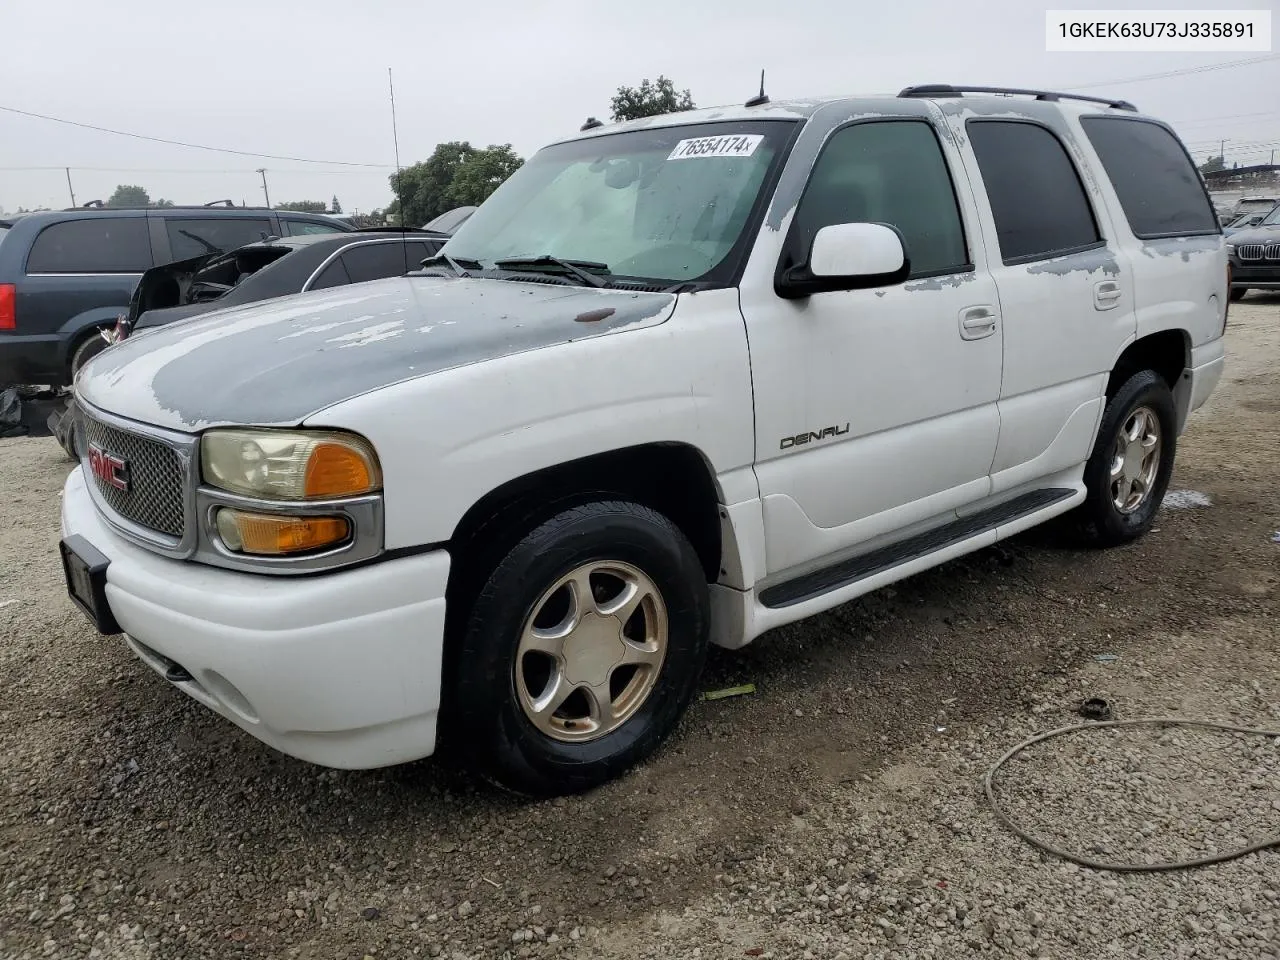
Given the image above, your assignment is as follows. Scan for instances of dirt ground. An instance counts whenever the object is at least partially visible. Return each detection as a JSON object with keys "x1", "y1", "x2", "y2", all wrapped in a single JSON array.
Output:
[{"x1": 1, "y1": 294, "x2": 1277, "y2": 960}]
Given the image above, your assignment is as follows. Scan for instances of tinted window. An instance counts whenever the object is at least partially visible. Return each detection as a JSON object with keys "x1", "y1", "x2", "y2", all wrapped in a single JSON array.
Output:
[
  {"x1": 340, "y1": 242, "x2": 414, "y2": 283},
  {"x1": 405, "y1": 241, "x2": 434, "y2": 266},
  {"x1": 309, "y1": 258, "x2": 351, "y2": 290},
  {"x1": 27, "y1": 218, "x2": 152, "y2": 273},
  {"x1": 1081, "y1": 118, "x2": 1218, "y2": 239},
  {"x1": 791, "y1": 120, "x2": 969, "y2": 278},
  {"x1": 283, "y1": 218, "x2": 345, "y2": 236},
  {"x1": 165, "y1": 218, "x2": 273, "y2": 260},
  {"x1": 967, "y1": 121, "x2": 1101, "y2": 264}
]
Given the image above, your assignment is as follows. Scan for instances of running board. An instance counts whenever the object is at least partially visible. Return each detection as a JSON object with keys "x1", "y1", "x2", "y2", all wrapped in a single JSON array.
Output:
[{"x1": 758, "y1": 488, "x2": 1075, "y2": 609}]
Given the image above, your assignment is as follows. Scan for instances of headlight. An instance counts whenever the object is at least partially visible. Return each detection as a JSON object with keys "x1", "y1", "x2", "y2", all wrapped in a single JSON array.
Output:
[
  {"x1": 1225, "y1": 243, "x2": 1235, "y2": 256},
  {"x1": 201, "y1": 428, "x2": 382, "y2": 501}
]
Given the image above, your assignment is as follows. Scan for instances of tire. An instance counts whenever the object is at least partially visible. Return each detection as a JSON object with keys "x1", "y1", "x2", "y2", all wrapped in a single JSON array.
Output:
[
  {"x1": 1076, "y1": 369, "x2": 1177, "y2": 547},
  {"x1": 1229, "y1": 287, "x2": 1248, "y2": 302},
  {"x1": 68, "y1": 328, "x2": 109, "y2": 380},
  {"x1": 447, "y1": 499, "x2": 709, "y2": 796}
]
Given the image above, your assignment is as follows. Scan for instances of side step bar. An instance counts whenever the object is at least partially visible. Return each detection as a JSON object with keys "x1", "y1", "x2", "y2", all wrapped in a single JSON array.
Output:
[{"x1": 759, "y1": 488, "x2": 1075, "y2": 609}]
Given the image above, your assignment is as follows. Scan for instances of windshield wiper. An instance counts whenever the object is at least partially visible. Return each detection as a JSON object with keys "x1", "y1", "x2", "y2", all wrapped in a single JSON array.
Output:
[
  {"x1": 494, "y1": 255, "x2": 611, "y2": 288},
  {"x1": 420, "y1": 252, "x2": 482, "y2": 277}
]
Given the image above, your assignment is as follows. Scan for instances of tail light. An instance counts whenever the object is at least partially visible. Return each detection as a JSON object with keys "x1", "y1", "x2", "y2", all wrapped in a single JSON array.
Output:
[{"x1": 0, "y1": 283, "x2": 14, "y2": 331}]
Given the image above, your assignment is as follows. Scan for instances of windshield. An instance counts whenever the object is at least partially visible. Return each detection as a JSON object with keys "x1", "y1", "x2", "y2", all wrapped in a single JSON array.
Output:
[
  {"x1": 1261, "y1": 205, "x2": 1280, "y2": 226},
  {"x1": 443, "y1": 120, "x2": 796, "y2": 286}
]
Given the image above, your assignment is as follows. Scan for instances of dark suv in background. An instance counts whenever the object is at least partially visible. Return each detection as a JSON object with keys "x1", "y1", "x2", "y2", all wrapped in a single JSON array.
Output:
[{"x1": 0, "y1": 205, "x2": 350, "y2": 387}]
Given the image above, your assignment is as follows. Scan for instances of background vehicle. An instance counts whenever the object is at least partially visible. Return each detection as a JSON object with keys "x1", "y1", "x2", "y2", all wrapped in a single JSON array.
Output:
[
  {"x1": 113, "y1": 227, "x2": 451, "y2": 342},
  {"x1": 1223, "y1": 203, "x2": 1277, "y2": 235},
  {"x1": 1227, "y1": 203, "x2": 1280, "y2": 300},
  {"x1": 423, "y1": 205, "x2": 476, "y2": 233},
  {"x1": 0, "y1": 204, "x2": 351, "y2": 387},
  {"x1": 61, "y1": 86, "x2": 1226, "y2": 797}
]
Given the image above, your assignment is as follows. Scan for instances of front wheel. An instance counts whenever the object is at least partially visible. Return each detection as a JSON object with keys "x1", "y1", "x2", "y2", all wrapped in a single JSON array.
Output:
[
  {"x1": 448, "y1": 500, "x2": 709, "y2": 796},
  {"x1": 1075, "y1": 369, "x2": 1177, "y2": 547},
  {"x1": 1229, "y1": 287, "x2": 1248, "y2": 302}
]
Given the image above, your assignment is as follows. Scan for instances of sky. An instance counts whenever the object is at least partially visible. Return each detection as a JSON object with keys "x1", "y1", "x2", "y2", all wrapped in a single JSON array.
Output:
[{"x1": 1, "y1": 0, "x2": 1277, "y2": 217}]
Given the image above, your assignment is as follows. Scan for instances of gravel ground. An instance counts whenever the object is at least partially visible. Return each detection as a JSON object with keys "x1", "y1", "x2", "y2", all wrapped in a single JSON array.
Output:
[{"x1": 1, "y1": 293, "x2": 1278, "y2": 960}]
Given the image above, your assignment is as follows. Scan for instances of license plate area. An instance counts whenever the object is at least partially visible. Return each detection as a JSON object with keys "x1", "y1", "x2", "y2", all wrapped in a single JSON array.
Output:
[{"x1": 60, "y1": 534, "x2": 122, "y2": 635}]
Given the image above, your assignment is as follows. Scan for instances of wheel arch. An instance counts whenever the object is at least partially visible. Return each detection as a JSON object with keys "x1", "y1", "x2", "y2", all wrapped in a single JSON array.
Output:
[
  {"x1": 1107, "y1": 327, "x2": 1194, "y2": 433},
  {"x1": 446, "y1": 441, "x2": 726, "y2": 599}
]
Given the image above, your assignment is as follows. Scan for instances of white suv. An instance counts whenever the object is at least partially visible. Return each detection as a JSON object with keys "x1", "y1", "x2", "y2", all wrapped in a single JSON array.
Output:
[{"x1": 60, "y1": 84, "x2": 1227, "y2": 795}]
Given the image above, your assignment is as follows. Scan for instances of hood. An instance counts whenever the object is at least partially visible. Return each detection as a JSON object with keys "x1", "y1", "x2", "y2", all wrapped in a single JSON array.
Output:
[
  {"x1": 77, "y1": 275, "x2": 677, "y2": 432},
  {"x1": 1227, "y1": 224, "x2": 1280, "y2": 245},
  {"x1": 133, "y1": 301, "x2": 222, "y2": 331}
]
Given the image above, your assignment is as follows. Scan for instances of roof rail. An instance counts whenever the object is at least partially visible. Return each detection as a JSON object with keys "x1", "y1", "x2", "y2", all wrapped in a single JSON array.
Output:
[{"x1": 898, "y1": 84, "x2": 1138, "y2": 112}]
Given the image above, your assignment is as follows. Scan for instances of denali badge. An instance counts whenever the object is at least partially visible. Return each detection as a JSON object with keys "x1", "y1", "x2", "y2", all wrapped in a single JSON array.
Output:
[
  {"x1": 779, "y1": 423, "x2": 850, "y2": 450},
  {"x1": 87, "y1": 443, "x2": 131, "y2": 492}
]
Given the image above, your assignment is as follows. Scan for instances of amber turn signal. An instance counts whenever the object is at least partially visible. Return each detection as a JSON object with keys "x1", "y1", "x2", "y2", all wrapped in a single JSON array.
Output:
[
  {"x1": 304, "y1": 442, "x2": 376, "y2": 498},
  {"x1": 216, "y1": 508, "x2": 350, "y2": 556}
]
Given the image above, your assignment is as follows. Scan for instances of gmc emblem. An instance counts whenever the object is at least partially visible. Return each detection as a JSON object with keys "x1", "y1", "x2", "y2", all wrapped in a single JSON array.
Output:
[{"x1": 88, "y1": 443, "x2": 131, "y2": 493}]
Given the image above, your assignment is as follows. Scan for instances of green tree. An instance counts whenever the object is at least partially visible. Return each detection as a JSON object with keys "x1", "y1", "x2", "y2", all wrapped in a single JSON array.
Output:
[
  {"x1": 610, "y1": 76, "x2": 695, "y2": 122},
  {"x1": 153, "y1": 198, "x2": 175, "y2": 208},
  {"x1": 108, "y1": 184, "x2": 150, "y2": 207},
  {"x1": 1199, "y1": 155, "x2": 1226, "y2": 175},
  {"x1": 447, "y1": 145, "x2": 523, "y2": 208},
  {"x1": 389, "y1": 141, "x2": 477, "y2": 226},
  {"x1": 331, "y1": 195, "x2": 343, "y2": 214},
  {"x1": 276, "y1": 200, "x2": 327, "y2": 212}
]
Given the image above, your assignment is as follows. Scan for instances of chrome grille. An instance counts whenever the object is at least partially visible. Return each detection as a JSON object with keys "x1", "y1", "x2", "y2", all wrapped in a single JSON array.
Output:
[
  {"x1": 1236, "y1": 244, "x2": 1264, "y2": 261},
  {"x1": 82, "y1": 416, "x2": 186, "y2": 538},
  {"x1": 1265, "y1": 244, "x2": 1280, "y2": 262}
]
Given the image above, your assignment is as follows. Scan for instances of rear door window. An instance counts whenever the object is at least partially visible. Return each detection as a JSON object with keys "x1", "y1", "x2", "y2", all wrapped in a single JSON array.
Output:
[
  {"x1": 1080, "y1": 117, "x2": 1218, "y2": 239},
  {"x1": 966, "y1": 120, "x2": 1102, "y2": 264},
  {"x1": 26, "y1": 218, "x2": 153, "y2": 273},
  {"x1": 340, "y1": 242, "x2": 414, "y2": 282},
  {"x1": 283, "y1": 218, "x2": 345, "y2": 236},
  {"x1": 165, "y1": 218, "x2": 273, "y2": 260}
]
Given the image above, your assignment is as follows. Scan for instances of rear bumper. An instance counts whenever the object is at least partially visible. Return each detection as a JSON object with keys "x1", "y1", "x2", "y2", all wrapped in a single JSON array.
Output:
[
  {"x1": 0, "y1": 333, "x2": 62, "y2": 385},
  {"x1": 1187, "y1": 339, "x2": 1225, "y2": 418}
]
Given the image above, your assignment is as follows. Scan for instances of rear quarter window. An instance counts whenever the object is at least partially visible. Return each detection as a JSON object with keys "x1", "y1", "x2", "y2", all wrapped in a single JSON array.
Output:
[
  {"x1": 26, "y1": 218, "x2": 153, "y2": 273},
  {"x1": 1080, "y1": 117, "x2": 1219, "y2": 239}
]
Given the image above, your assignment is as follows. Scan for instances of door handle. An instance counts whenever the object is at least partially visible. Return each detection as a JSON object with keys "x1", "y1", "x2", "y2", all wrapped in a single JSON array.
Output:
[
  {"x1": 959, "y1": 305, "x2": 998, "y2": 340},
  {"x1": 1094, "y1": 280, "x2": 1122, "y2": 310}
]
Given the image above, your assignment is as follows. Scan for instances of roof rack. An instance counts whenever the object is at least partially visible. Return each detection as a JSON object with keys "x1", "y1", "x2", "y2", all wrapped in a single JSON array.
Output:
[
  {"x1": 898, "y1": 84, "x2": 1138, "y2": 112},
  {"x1": 61, "y1": 203, "x2": 276, "y2": 212}
]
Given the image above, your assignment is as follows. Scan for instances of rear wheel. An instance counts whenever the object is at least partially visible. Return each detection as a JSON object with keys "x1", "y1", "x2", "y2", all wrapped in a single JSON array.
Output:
[
  {"x1": 447, "y1": 500, "x2": 709, "y2": 796},
  {"x1": 1075, "y1": 369, "x2": 1176, "y2": 547},
  {"x1": 1229, "y1": 287, "x2": 1248, "y2": 302},
  {"x1": 68, "y1": 327, "x2": 109, "y2": 380}
]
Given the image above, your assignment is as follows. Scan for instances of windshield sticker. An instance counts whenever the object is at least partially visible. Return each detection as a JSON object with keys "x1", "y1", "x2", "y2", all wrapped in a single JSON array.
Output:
[{"x1": 668, "y1": 134, "x2": 763, "y2": 160}]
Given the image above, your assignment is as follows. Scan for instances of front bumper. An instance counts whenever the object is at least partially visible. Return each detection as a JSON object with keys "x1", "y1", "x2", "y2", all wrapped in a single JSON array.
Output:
[
  {"x1": 60, "y1": 467, "x2": 451, "y2": 769},
  {"x1": 1230, "y1": 261, "x2": 1280, "y2": 288}
]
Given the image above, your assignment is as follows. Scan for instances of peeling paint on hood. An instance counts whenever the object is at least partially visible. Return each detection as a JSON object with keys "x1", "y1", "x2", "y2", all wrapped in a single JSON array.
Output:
[{"x1": 77, "y1": 276, "x2": 676, "y2": 432}]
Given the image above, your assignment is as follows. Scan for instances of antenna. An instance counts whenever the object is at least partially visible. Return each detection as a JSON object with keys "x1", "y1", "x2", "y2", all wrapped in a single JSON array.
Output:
[
  {"x1": 389, "y1": 67, "x2": 411, "y2": 274},
  {"x1": 745, "y1": 69, "x2": 769, "y2": 107}
]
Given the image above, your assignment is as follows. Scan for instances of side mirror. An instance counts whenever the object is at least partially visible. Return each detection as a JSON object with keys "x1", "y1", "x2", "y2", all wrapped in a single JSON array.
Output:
[{"x1": 776, "y1": 222, "x2": 910, "y2": 299}]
